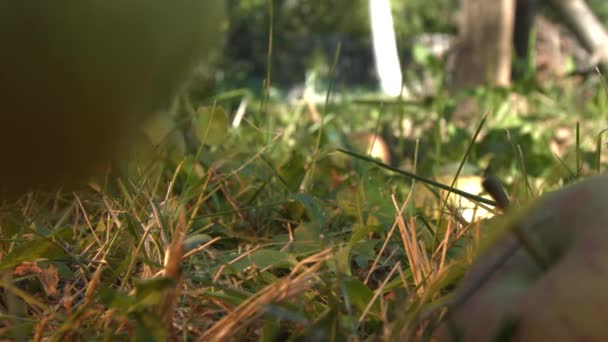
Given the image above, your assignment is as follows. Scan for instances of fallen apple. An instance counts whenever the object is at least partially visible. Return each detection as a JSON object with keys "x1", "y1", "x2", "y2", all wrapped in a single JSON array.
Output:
[
  {"x1": 349, "y1": 132, "x2": 392, "y2": 165},
  {"x1": 0, "y1": 1, "x2": 225, "y2": 197},
  {"x1": 437, "y1": 173, "x2": 608, "y2": 341}
]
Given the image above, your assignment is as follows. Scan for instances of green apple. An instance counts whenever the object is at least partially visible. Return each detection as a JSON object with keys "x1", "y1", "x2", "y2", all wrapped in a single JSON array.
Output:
[
  {"x1": 0, "y1": 1, "x2": 225, "y2": 197},
  {"x1": 438, "y1": 174, "x2": 608, "y2": 341}
]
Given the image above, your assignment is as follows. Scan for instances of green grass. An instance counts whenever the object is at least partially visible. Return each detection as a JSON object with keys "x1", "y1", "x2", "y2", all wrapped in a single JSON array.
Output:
[
  {"x1": 3, "y1": 20, "x2": 608, "y2": 338},
  {"x1": 1, "y1": 72, "x2": 607, "y2": 340}
]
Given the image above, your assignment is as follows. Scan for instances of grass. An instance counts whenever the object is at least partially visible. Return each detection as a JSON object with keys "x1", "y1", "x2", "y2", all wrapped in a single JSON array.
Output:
[
  {"x1": 3, "y1": 30, "x2": 608, "y2": 342},
  {"x1": 1, "y1": 77, "x2": 606, "y2": 340}
]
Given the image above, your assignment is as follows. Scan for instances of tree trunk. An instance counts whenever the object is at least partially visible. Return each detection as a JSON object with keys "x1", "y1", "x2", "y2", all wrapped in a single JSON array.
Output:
[
  {"x1": 450, "y1": 0, "x2": 516, "y2": 89},
  {"x1": 369, "y1": 0, "x2": 403, "y2": 97},
  {"x1": 547, "y1": 0, "x2": 608, "y2": 71},
  {"x1": 514, "y1": 0, "x2": 537, "y2": 60}
]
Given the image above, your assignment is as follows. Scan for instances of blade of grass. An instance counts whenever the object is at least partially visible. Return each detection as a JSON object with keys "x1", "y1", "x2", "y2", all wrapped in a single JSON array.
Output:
[
  {"x1": 576, "y1": 121, "x2": 580, "y2": 178},
  {"x1": 516, "y1": 144, "x2": 534, "y2": 198},
  {"x1": 553, "y1": 153, "x2": 576, "y2": 180},
  {"x1": 437, "y1": 111, "x2": 488, "y2": 231},
  {"x1": 337, "y1": 148, "x2": 497, "y2": 207},
  {"x1": 306, "y1": 42, "x2": 342, "y2": 192},
  {"x1": 264, "y1": 0, "x2": 273, "y2": 144},
  {"x1": 596, "y1": 128, "x2": 608, "y2": 174}
]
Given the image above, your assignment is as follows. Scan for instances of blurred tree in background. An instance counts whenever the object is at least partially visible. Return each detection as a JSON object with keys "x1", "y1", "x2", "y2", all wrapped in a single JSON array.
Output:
[
  {"x1": 220, "y1": 0, "x2": 608, "y2": 92},
  {"x1": 222, "y1": 0, "x2": 456, "y2": 88},
  {"x1": 574, "y1": 0, "x2": 608, "y2": 20}
]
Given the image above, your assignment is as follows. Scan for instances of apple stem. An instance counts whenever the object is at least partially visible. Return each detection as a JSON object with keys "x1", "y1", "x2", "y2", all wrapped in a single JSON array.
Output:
[{"x1": 482, "y1": 175, "x2": 510, "y2": 210}]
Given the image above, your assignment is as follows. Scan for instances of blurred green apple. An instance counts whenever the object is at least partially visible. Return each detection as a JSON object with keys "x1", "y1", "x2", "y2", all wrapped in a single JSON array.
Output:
[
  {"x1": 438, "y1": 174, "x2": 608, "y2": 341},
  {"x1": 0, "y1": 1, "x2": 225, "y2": 197}
]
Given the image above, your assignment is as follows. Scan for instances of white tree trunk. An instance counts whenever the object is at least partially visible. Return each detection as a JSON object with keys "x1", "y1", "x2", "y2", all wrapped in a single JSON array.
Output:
[{"x1": 369, "y1": 0, "x2": 403, "y2": 97}]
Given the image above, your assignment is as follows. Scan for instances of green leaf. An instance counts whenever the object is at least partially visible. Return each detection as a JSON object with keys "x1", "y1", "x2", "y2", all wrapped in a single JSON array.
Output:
[
  {"x1": 53, "y1": 261, "x2": 75, "y2": 280},
  {"x1": 351, "y1": 239, "x2": 380, "y2": 266},
  {"x1": 347, "y1": 224, "x2": 378, "y2": 250},
  {"x1": 296, "y1": 308, "x2": 347, "y2": 341},
  {"x1": 262, "y1": 304, "x2": 309, "y2": 324},
  {"x1": 194, "y1": 105, "x2": 230, "y2": 146},
  {"x1": 228, "y1": 249, "x2": 293, "y2": 273},
  {"x1": 98, "y1": 286, "x2": 135, "y2": 312},
  {"x1": 184, "y1": 234, "x2": 212, "y2": 253},
  {"x1": 0, "y1": 211, "x2": 25, "y2": 238},
  {"x1": 342, "y1": 277, "x2": 378, "y2": 314},
  {"x1": 292, "y1": 222, "x2": 322, "y2": 254},
  {"x1": 383, "y1": 271, "x2": 412, "y2": 293},
  {"x1": 278, "y1": 152, "x2": 307, "y2": 191},
  {"x1": 0, "y1": 322, "x2": 34, "y2": 340},
  {"x1": 131, "y1": 311, "x2": 168, "y2": 342},
  {"x1": 413, "y1": 43, "x2": 432, "y2": 65},
  {"x1": 141, "y1": 113, "x2": 177, "y2": 146},
  {"x1": 293, "y1": 193, "x2": 329, "y2": 228},
  {"x1": 134, "y1": 277, "x2": 175, "y2": 307},
  {"x1": 344, "y1": 221, "x2": 381, "y2": 269},
  {"x1": 203, "y1": 288, "x2": 249, "y2": 306},
  {"x1": 336, "y1": 186, "x2": 364, "y2": 217},
  {"x1": 0, "y1": 234, "x2": 67, "y2": 271}
]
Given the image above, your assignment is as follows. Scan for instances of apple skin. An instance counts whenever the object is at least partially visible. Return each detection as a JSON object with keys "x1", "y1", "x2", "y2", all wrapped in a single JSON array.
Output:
[
  {"x1": 0, "y1": 1, "x2": 225, "y2": 197},
  {"x1": 349, "y1": 132, "x2": 392, "y2": 165},
  {"x1": 438, "y1": 174, "x2": 608, "y2": 341}
]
